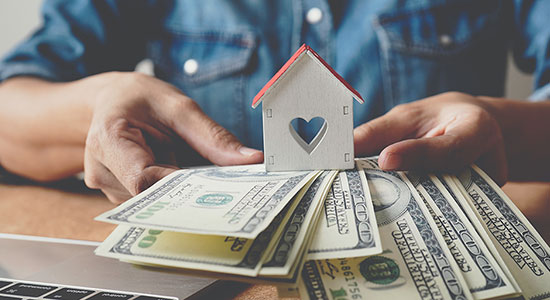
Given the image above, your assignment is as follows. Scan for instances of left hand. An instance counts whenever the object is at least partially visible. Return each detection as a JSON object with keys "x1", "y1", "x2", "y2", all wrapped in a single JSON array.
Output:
[{"x1": 353, "y1": 92, "x2": 508, "y2": 185}]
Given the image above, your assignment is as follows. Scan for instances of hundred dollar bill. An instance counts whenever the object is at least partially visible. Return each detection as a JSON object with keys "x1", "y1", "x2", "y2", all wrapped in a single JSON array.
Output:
[
  {"x1": 408, "y1": 173, "x2": 518, "y2": 299},
  {"x1": 260, "y1": 171, "x2": 338, "y2": 276},
  {"x1": 96, "y1": 164, "x2": 318, "y2": 239},
  {"x1": 451, "y1": 165, "x2": 550, "y2": 300},
  {"x1": 307, "y1": 168, "x2": 382, "y2": 260},
  {"x1": 299, "y1": 158, "x2": 473, "y2": 300},
  {"x1": 437, "y1": 176, "x2": 521, "y2": 295},
  {"x1": 94, "y1": 176, "x2": 318, "y2": 277}
]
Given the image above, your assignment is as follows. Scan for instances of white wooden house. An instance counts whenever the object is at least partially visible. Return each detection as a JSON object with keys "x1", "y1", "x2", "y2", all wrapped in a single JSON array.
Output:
[{"x1": 252, "y1": 44, "x2": 364, "y2": 171}]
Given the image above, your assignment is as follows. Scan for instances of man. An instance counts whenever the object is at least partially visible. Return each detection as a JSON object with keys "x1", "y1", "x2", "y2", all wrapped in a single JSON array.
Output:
[{"x1": 0, "y1": 0, "x2": 549, "y2": 204}]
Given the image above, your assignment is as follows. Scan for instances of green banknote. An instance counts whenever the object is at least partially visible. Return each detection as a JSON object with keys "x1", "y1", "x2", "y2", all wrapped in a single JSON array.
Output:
[
  {"x1": 408, "y1": 173, "x2": 518, "y2": 299},
  {"x1": 308, "y1": 168, "x2": 381, "y2": 260},
  {"x1": 95, "y1": 171, "x2": 334, "y2": 278},
  {"x1": 95, "y1": 164, "x2": 318, "y2": 239},
  {"x1": 261, "y1": 170, "x2": 338, "y2": 277},
  {"x1": 450, "y1": 165, "x2": 550, "y2": 300},
  {"x1": 299, "y1": 158, "x2": 473, "y2": 300}
]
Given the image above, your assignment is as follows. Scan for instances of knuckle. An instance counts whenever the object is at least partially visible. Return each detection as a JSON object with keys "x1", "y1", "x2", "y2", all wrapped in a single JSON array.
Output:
[
  {"x1": 355, "y1": 122, "x2": 375, "y2": 139},
  {"x1": 209, "y1": 124, "x2": 239, "y2": 149},
  {"x1": 389, "y1": 103, "x2": 410, "y2": 114},
  {"x1": 168, "y1": 97, "x2": 201, "y2": 124},
  {"x1": 84, "y1": 171, "x2": 103, "y2": 189},
  {"x1": 126, "y1": 173, "x2": 151, "y2": 196},
  {"x1": 104, "y1": 191, "x2": 127, "y2": 205},
  {"x1": 122, "y1": 71, "x2": 148, "y2": 85},
  {"x1": 108, "y1": 196, "x2": 125, "y2": 205},
  {"x1": 391, "y1": 103, "x2": 420, "y2": 118},
  {"x1": 441, "y1": 91, "x2": 468, "y2": 100},
  {"x1": 178, "y1": 96, "x2": 200, "y2": 112}
]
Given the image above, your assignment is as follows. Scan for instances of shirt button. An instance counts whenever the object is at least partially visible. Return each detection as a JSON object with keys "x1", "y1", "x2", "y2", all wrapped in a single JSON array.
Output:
[
  {"x1": 306, "y1": 7, "x2": 323, "y2": 24},
  {"x1": 439, "y1": 34, "x2": 453, "y2": 47},
  {"x1": 183, "y1": 59, "x2": 199, "y2": 75}
]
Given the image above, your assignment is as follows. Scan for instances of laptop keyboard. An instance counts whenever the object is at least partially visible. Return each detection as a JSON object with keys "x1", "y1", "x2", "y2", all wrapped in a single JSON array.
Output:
[{"x1": 0, "y1": 279, "x2": 178, "y2": 300}]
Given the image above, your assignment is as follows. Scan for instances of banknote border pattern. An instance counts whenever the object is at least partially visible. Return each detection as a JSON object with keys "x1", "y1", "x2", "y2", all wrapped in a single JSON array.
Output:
[
  {"x1": 470, "y1": 170, "x2": 550, "y2": 273},
  {"x1": 104, "y1": 169, "x2": 310, "y2": 234},
  {"x1": 420, "y1": 176, "x2": 505, "y2": 291},
  {"x1": 262, "y1": 173, "x2": 327, "y2": 267}
]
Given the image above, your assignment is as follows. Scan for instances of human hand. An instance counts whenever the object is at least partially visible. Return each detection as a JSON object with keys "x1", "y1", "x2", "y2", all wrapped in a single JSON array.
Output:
[
  {"x1": 84, "y1": 72, "x2": 263, "y2": 204},
  {"x1": 354, "y1": 92, "x2": 507, "y2": 185}
]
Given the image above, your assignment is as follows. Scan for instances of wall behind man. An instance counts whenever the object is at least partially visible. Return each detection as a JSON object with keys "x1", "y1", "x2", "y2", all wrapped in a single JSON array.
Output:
[{"x1": 0, "y1": 0, "x2": 534, "y2": 100}]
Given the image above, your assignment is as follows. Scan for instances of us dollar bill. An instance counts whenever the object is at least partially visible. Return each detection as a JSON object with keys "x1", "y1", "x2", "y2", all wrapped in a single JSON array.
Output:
[
  {"x1": 450, "y1": 165, "x2": 550, "y2": 300},
  {"x1": 437, "y1": 175, "x2": 521, "y2": 295},
  {"x1": 299, "y1": 158, "x2": 473, "y2": 300},
  {"x1": 307, "y1": 167, "x2": 382, "y2": 260},
  {"x1": 260, "y1": 171, "x2": 338, "y2": 276},
  {"x1": 408, "y1": 173, "x2": 518, "y2": 299},
  {"x1": 95, "y1": 164, "x2": 318, "y2": 239},
  {"x1": 94, "y1": 175, "x2": 321, "y2": 277}
]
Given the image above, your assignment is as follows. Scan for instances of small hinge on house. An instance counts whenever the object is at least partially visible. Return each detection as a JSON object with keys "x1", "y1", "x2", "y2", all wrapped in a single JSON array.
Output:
[{"x1": 343, "y1": 106, "x2": 349, "y2": 115}]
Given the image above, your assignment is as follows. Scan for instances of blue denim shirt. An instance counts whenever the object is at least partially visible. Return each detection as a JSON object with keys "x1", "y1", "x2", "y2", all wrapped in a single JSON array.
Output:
[{"x1": 1, "y1": 0, "x2": 550, "y2": 150}]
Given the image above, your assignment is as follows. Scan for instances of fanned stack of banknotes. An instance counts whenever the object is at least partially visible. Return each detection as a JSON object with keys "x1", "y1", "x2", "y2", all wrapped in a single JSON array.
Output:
[{"x1": 95, "y1": 157, "x2": 550, "y2": 300}]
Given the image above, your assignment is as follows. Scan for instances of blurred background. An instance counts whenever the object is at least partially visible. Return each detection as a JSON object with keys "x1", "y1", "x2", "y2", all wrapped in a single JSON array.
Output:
[{"x1": 0, "y1": 0, "x2": 535, "y2": 100}]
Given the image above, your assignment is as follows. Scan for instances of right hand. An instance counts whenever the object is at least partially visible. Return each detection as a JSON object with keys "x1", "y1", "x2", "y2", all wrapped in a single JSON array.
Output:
[
  {"x1": 353, "y1": 92, "x2": 507, "y2": 185},
  {"x1": 84, "y1": 72, "x2": 263, "y2": 204}
]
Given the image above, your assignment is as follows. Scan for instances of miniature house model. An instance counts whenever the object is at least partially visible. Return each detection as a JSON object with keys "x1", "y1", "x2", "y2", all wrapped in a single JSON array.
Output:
[{"x1": 252, "y1": 44, "x2": 364, "y2": 171}]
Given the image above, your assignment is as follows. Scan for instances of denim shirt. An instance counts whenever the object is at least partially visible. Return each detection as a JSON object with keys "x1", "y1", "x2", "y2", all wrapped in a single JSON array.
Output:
[{"x1": 1, "y1": 0, "x2": 550, "y2": 150}]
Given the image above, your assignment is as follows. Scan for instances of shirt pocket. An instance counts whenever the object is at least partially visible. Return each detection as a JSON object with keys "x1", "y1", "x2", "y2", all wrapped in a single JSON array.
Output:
[
  {"x1": 150, "y1": 28, "x2": 256, "y2": 85},
  {"x1": 373, "y1": 0, "x2": 506, "y2": 108},
  {"x1": 148, "y1": 28, "x2": 257, "y2": 145}
]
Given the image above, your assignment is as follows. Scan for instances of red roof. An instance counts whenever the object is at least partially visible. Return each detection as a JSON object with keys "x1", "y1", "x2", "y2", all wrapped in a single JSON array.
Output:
[{"x1": 252, "y1": 44, "x2": 364, "y2": 108}]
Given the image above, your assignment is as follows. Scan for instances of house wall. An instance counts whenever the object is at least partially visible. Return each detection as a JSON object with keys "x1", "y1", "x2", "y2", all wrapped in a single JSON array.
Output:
[{"x1": 262, "y1": 53, "x2": 355, "y2": 171}]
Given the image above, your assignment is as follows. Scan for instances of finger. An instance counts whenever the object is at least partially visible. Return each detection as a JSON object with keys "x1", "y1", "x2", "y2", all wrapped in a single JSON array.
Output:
[
  {"x1": 379, "y1": 135, "x2": 507, "y2": 185},
  {"x1": 377, "y1": 112, "x2": 487, "y2": 172},
  {"x1": 106, "y1": 126, "x2": 180, "y2": 195},
  {"x1": 170, "y1": 100, "x2": 263, "y2": 166},
  {"x1": 377, "y1": 135, "x2": 476, "y2": 172},
  {"x1": 354, "y1": 105, "x2": 422, "y2": 156},
  {"x1": 88, "y1": 118, "x2": 179, "y2": 196},
  {"x1": 84, "y1": 154, "x2": 132, "y2": 204}
]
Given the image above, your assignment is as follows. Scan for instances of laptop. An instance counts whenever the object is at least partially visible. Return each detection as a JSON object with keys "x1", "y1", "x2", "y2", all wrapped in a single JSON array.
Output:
[{"x1": 0, "y1": 233, "x2": 217, "y2": 300}]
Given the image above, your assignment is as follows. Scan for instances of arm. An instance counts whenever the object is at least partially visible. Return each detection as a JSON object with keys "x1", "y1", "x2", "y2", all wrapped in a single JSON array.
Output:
[
  {"x1": 0, "y1": 76, "x2": 95, "y2": 181},
  {"x1": 488, "y1": 97, "x2": 550, "y2": 181},
  {"x1": 0, "y1": 72, "x2": 263, "y2": 203}
]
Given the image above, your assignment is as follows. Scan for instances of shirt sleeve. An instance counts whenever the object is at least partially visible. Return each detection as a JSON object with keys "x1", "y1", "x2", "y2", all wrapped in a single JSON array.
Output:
[
  {"x1": 0, "y1": 0, "x2": 149, "y2": 83},
  {"x1": 512, "y1": 0, "x2": 550, "y2": 101}
]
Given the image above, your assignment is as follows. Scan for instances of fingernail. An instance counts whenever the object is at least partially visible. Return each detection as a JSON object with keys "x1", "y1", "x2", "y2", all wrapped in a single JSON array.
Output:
[
  {"x1": 239, "y1": 146, "x2": 261, "y2": 156},
  {"x1": 380, "y1": 152, "x2": 401, "y2": 170}
]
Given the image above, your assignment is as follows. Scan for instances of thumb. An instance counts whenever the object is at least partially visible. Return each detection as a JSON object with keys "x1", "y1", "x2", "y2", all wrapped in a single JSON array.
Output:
[
  {"x1": 171, "y1": 100, "x2": 263, "y2": 166},
  {"x1": 354, "y1": 105, "x2": 421, "y2": 156}
]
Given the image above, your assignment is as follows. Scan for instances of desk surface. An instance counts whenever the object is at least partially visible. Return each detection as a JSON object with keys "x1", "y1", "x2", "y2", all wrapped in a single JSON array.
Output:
[
  {"x1": 0, "y1": 176, "x2": 281, "y2": 300},
  {"x1": 1, "y1": 175, "x2": 549, "y2": 300}
]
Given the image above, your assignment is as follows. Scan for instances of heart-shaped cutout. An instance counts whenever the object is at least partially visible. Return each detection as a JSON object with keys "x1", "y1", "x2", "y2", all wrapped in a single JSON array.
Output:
[{"x1": 289, "y1": 117, "x2": 328, "y2": 154}]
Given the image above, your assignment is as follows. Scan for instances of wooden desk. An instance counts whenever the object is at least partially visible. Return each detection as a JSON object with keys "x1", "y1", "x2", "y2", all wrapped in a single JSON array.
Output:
[
  {"x1": 1, "y1": 175, "x2": 548, "y2": 300},
  {"x1": 0, "y1": 176, "x2": 281, "y2": 300}
]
